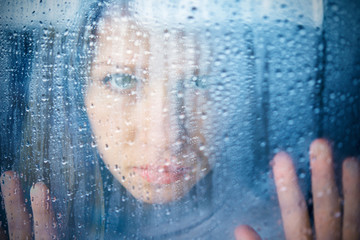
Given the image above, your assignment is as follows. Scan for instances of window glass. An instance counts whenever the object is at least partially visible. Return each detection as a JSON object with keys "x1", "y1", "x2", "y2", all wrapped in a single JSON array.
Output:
[{"x1": 0, "y1": 0, "x2": 359, "y2": 239}]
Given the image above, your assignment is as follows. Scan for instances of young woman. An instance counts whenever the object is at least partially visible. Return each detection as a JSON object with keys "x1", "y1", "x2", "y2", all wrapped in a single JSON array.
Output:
[{"x1": 1, "y1": 0, "x2": 359, "y2": 239}]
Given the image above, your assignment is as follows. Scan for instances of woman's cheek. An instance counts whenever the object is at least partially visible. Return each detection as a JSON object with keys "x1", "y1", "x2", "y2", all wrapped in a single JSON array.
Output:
[{"x1": 86, "y1": 88, "x2": 121, "y2": 149}]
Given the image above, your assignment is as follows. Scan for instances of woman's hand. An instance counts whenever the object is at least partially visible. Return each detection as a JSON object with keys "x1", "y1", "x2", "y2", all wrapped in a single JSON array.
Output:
[
  {"x1": 1, "y1": 171, "x2": 57, "y2": 239},
  {"x1": 235, "y1": 138, "x2": 360, "y2": 240}
]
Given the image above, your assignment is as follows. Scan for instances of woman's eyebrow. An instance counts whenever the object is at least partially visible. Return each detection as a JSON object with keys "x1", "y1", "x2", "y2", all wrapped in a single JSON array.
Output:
[
  {"x1": 93, "y1": 62, "x2": 150, "y2": 78},
  {"x1": 94, "y1": 62, "x2": 147, "y2": 70},
  {"x1": 94, "y1": 62, "x2": 124, "y2": 67}
]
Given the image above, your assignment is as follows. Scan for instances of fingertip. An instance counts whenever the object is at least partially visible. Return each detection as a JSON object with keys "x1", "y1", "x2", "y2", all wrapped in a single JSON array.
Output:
[
  {"x1": 31, "y1": 181, "x2": 48, "y2": 190},
  {"x1": 342, "y1": 156, "x2": 360, "y2": 187},
  {"x1": 30, "y1": 182, "x2": 50, "y2": 203},
  {"x1": 343, "y1": 157, "x2": 359, "y2": 172},
  {"x1": 310, "y1": 138, "x2": 330, "y2": 149},
  {"x1": 272, "y1": 152, "x2": 295, "y2": 181},
  {"x1": 342, "y1": 157, "x2": 360, "y2": 240},
  {"x1": 1, "y1": 171, "x2": 16, "y2": 183},
  {"x1": 1, "y1": 171, "x2": 21, "y2": 195},
  {"x1": 309, "y1": 138, "x2": 333, "y2": 171},
  {"x1": 234, "y1": 225, "x2": 261, "y2": 240},
  {"x1": 272, "y1": 152, "x2": 292, "y2": 166},
  {"x1": 2, "y1": 170, "x2": 15, "y2": 177},
  {"x1": 309, "y1": 138, "x2": 331, "y2": 156}
]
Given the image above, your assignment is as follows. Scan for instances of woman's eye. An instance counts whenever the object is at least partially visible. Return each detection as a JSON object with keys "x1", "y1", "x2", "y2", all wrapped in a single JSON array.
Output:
[
  {"x1": 103, "y1": 73, "x2": 138, "y2": 92},
  {"x1": 190, "y1": 76, "x2": 207, "y2": 89}
]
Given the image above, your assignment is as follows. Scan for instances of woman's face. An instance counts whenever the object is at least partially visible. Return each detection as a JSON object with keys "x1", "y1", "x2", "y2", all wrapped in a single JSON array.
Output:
[{"x1": 85, "y1": 16, "x2": 212, "y2": 204}]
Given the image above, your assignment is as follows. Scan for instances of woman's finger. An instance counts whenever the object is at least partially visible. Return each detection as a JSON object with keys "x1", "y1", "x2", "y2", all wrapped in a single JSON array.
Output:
[
  {"x1": 272, "y1": 152, "x2": 312, "y2": 240},
  {"x1": 342, "y1": 157, "x2": 360, "y2": 240},
  {"x1": 309, "y1": 139, "x2": 341, "y2": 240},
  {"x1": 234, "y1": 225, "x2": 262, "y2": 240},
  {"x1": 0, "y1": 171, "x2": 32, "y2": 239},
  {"x1": 30, "y1": 182, "x2": 57, "y2": 240}
]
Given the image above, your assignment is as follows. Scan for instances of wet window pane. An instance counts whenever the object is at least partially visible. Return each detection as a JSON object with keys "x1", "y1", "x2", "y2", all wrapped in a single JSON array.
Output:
[{"x1": 1, "y1": 0, "x2": 359, "y2": 239}]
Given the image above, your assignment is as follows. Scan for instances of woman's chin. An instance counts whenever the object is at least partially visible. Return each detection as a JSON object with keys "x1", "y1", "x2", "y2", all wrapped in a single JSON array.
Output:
[{"x1": 135, "y1": 192, "x2": 184, "y2": 204}]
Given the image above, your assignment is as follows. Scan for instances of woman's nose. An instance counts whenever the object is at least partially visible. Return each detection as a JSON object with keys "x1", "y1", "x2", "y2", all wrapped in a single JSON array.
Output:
[{"x1": 140, "y1": 78, "x2": 172, "y2": 148}]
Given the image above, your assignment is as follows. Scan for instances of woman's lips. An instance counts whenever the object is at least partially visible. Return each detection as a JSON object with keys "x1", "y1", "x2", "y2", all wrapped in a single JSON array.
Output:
[{"x1": 133, "y1": 165, "x2": 190, "y2": 185}]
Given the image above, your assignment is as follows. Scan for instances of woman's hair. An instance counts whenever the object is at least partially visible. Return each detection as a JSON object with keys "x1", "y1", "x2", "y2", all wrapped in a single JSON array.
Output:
[{"x1": 15, "y1": 1, "x2": 117, "y2": 238}]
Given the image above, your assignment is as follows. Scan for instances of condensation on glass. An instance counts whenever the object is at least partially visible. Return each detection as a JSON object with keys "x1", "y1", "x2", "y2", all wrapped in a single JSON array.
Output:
[{"x1": 0, "y1": 0, "x2": 359, "y2": 239}]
